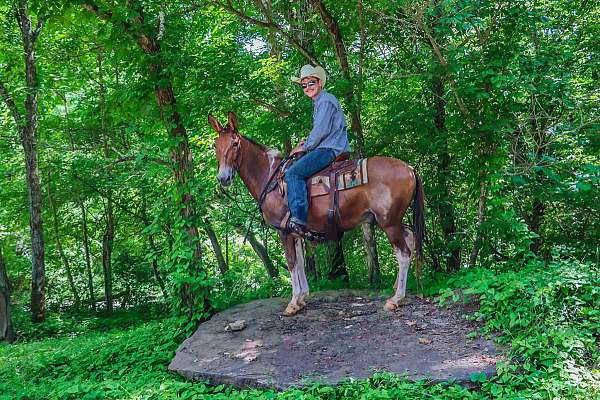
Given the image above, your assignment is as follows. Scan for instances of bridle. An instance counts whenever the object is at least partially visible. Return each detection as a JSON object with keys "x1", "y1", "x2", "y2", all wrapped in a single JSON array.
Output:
[
  {"x1": 217, "y1": 128, "x2": 284, "y2": 245},
  {"x1": 220, "y1": 126, "x2": 242, "y2": 171}
]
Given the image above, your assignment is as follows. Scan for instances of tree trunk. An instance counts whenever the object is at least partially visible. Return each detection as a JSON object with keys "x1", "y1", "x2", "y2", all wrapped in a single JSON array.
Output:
[
  {"x1": 15, "y1": 0, "x2": 46, "y2": 323},
  {"x1": 304, "y1": 243, "x2": 318, "y2": 280},
  {"x1": 98, "y1": 51, "x2": 114, "y2": 313},
  {"x1": 247, "y1": 231, "x2": 279, "y2": 279},
  {"x1": 139, "y1": 201, "x2": 168, "y2": 299},
  {"x1": 310, "y1": 0, "x2": 379, "y2": 280},
  {"x1": 0, "y1": 246, "x2": 14, "y2": 343},
  {"x1": 83, "y1": 0, "x2": 210, "y2": 321},
  {"x1": 204, "y1": 219, "x2": 228, "y2": 275},
  {"x1": 147, "y1": 233, "x2": 168, "y2": 299},
  {"x1": 432, "y1": 74, "x2": 460, "y2": 271},
  {"x1": 47, "y1": 172, "x2": 80, "y2": 306},
  {"x1": 62, "y1": 92, "x2": 96, "y2": 309},
  {"x1": 235, "y1": 225, "x2": 279, "y2": 279},
  {"x1": 363, "y1": 223, "x2": 380, "y2": 286},
  {"x1": 327, "y1": 239, "x2": 348, "y2": 282},
  {"x1": 80, "y1": 201, "x2": 95, "y2": 309},
  {"x1": 527, "y1": 94, "x2": 547, "y2": 255},
  {"x1": 469, "y1": 180, "x2": 487, "y2": 267},
  {"x1": 136, "y1": 12, "x2": 206, "y2": 319},
  {"x1": 102, "y1": 200, "x2": 114, "y2": 312}
]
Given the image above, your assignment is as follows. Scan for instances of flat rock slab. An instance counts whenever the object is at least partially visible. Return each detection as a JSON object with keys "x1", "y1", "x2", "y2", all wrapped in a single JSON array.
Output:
[{"x1": 169, "y1": 290, "x2": 500, "y2": 390}]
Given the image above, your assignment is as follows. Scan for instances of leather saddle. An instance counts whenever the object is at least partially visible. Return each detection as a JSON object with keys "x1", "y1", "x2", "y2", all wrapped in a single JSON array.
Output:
[
  {"x1": 306, "y1": 153, "x2": 368, "y2": 227},
  {"x1": 262, "y1": 152, "x2": 368, "y2": 240}
]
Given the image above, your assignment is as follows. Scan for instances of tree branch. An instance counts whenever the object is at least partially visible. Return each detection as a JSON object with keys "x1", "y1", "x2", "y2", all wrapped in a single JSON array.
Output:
[
  {"x1": 0, "y1": 80, "x2": 22, "y2": 127},
  {"x1": 82, "y1": 2, "x2": 114, "y2": 21},
  {"x1": 112, "y1": 155, "x2": 173, "y2": 169},
  {"x1": 310, "y1": 0, "x2": 350, "y2": 79},
  {"x1": 32, "y1": 18, "x2": 43, "y2": 42},
  {"x1": 82, "y1": 2, "x2": 136, "y2": 43},
  {"x1": 414, "y1": 5, "x2": 476, "y2": 129},
  {"x1": 72, "y1": 173, "x2": 146, "y2": 221},
  {"x1": 214, "y1": 0, "x2": 322, "y2": 66},
  {"x1": 250, "y1": 98, "x2": 291, "y2": 118},
  {"x1": 16, "y1": 1, "x2": 25, "y2": 35},
  {"x1": 157, "y1": 3, "x2": 166, "y2": 40}
]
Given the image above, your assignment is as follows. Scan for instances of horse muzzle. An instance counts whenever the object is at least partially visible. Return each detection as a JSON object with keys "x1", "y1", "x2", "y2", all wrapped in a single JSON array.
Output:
[{"x1": 217, "y1": 167, "x2": 235, "y2": 187}]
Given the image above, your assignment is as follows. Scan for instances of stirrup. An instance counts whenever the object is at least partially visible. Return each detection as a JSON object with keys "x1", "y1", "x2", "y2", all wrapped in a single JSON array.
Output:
[{"x1": 287, "y1": 220, "x2": 326, "y2": 242}]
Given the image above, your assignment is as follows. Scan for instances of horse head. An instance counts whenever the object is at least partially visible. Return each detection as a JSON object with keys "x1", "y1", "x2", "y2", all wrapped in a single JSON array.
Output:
[{"x1": 208, "y1": 111, "x2": 241, "y2": 187}]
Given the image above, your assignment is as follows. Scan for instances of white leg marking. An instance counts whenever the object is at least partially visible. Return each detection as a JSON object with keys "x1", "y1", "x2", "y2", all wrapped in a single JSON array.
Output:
[
  {"x1": 385, "y1": 236, "x2": 415, "y2": 310},
  {"x1": 391, "y1": 247, "x2": 410, "y2": 301},
  {"x1": 294, "y1": 239, "x2": 309, "y2": 305},
  {"x1": 286, "y1": 239, "x2": 309, "y2": 315},
  {"x1": 384, "y1": 230, "x2": 415, "y2": 311},
  {"x1": 290, "y1": 263, "x2": 302, "y2": 301}
]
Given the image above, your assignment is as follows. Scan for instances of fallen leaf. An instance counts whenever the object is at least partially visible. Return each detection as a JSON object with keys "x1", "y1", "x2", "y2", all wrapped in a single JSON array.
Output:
[{"x1": 418, "y1": 338, "x2": 432, "y2": 345}]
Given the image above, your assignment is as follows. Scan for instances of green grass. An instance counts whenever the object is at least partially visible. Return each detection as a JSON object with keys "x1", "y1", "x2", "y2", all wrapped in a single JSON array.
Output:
[{"x1": 1, "y1": 258, "x2": 598, "y2": 399}]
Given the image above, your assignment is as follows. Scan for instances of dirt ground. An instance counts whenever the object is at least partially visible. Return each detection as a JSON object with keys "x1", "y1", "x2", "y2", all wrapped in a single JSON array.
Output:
[{"x1": 169, "y1": 290, "x2": 500, "y2": 390}]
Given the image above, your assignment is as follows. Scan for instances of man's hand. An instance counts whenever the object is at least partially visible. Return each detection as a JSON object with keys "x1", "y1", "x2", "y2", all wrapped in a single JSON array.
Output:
[
  {"x1": 290, "y1": 145, "x2": 303, "y2": 157},
  {"x1": 289, "y1": 139, "x2": 305, "y2": 157}
]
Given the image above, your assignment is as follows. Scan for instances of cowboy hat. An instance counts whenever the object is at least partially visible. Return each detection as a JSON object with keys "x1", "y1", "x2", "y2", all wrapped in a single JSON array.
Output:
[{"x1": 291, "y1": 64, "x2": 327, "y2": 85}]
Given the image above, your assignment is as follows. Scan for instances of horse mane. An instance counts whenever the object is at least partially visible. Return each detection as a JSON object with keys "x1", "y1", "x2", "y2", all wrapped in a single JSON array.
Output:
[
  {"x1": 243, "y1": 135, "x2": 271, "y2": 152},
  {"x1": 225, "y1": 123, "x2": 281, "y2": 158}
]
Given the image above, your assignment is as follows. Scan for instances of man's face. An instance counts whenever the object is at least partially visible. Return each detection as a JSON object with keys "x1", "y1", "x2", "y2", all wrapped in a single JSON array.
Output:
[{"x1": 301, "y1": 77, "x2": 323, "y2": 100}]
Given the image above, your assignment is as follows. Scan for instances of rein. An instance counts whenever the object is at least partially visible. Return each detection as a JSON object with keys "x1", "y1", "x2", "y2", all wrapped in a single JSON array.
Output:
[
  {"x1": 258, "y1": 156, "x2": 289, "y2": 213},
  {"x1": 224, "y1": 133, "x2": 290, "y2": 243}
]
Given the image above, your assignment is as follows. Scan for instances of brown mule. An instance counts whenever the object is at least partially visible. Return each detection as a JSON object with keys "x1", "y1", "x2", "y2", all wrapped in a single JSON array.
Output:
[{"x1": 209, "y1": 112, "x2": 425, "y2": 315}]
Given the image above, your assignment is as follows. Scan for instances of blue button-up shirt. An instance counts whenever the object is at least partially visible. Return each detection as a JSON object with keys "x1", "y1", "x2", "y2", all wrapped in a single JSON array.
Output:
[{"x1": 302, "y1": 90, "x2": 352, "y2": 156}]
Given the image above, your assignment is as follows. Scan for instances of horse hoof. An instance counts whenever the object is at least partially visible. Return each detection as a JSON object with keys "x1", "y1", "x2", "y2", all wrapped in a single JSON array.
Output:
[
  {"x1": 284, "y1": 304, "x2": 300, "y2": 316},
  {"x1": 298, "y1": 294, "x2": 308, "y2": 307},
  {"x1": 384, "y1": 300, "x2": 398, "y2": 311}
]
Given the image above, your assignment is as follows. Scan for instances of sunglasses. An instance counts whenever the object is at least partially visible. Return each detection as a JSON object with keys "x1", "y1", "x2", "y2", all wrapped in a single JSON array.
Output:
[{"x1": 301, "y1": 80, "x2": 319, "y2": 89}]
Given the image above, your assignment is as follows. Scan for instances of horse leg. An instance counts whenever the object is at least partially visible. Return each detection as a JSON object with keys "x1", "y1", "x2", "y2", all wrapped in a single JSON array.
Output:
[
  {"x1": 281, "y1": 234, "x2": 310, "y2": 315},
  {"x1": 294, "y1": 238, "x2": 310, "y2": 307},
  {"x1": 383, "y1": 226, "x2": 415, "y2": 311}
]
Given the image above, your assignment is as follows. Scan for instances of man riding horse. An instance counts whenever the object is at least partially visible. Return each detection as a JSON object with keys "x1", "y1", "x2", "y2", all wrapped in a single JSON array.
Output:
[
  {"x1": 209, "y1": 65, "x2": 425, "y2": 315},
  {"x1": 285, "y1": 64, "x2": 351, "y2": 239}
]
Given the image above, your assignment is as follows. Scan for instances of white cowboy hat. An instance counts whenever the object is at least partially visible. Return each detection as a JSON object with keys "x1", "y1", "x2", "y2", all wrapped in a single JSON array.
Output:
[{"x1": 291, "y1": 64, "x2": 327, "y2": 85}]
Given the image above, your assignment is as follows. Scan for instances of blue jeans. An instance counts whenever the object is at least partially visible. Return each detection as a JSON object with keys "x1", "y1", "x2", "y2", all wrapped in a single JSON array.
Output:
[{"x1": 284, "y1": 148, "x2": 336, "y2": 225}]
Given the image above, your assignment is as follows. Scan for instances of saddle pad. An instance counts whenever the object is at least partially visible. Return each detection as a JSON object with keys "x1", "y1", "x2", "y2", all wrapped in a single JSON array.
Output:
[{"x1": 309, "y1": 158, "x2": 368, "y2": 198}]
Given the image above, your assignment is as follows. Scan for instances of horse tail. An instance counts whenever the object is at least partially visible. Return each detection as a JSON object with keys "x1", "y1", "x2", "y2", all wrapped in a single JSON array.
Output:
[{"x1": 412, "y1": 171, "x2": 426, "y2": 266}]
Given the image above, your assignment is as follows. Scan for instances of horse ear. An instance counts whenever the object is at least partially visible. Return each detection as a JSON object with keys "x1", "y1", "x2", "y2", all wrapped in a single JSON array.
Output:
[
  {"x1": 208, "y1": 113, "x2": 223, "y2": 133},
  {"x1": 227, "y1": 111, "x2": 238, "y2": 132}
]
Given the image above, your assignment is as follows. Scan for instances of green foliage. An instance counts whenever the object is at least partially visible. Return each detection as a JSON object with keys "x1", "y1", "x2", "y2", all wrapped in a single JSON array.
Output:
[
  {"x1": 0, "y1": 314, "x2": 482, "y2": 399},
  {"x1": 435, "y1": 256, "x2": 599, "y2": 398},
  {"x1": 10, "y1": 302, "x2": 169, "y2": 342},
  {"x1": 3, "y1": 257, "x2": 598, "y2": 399}
]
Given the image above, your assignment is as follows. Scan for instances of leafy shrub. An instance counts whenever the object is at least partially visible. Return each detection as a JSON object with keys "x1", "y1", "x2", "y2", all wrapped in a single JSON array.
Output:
[{"x1": 438, "y1": 256, "x2": 599, "y2": 398}]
